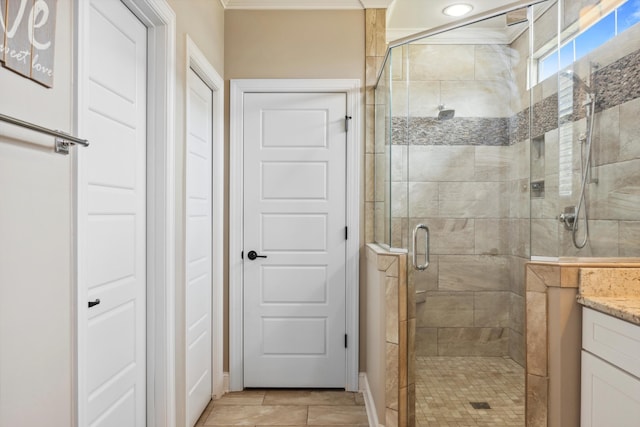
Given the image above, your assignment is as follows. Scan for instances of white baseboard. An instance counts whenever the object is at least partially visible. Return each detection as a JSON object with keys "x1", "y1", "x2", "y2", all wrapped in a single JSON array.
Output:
[
  {"x1": 212, "y1": 372, "x2": 230, "y2": 400},
  {"x1": 359, "y1": 372, "x2": 383, "y2": 427}
]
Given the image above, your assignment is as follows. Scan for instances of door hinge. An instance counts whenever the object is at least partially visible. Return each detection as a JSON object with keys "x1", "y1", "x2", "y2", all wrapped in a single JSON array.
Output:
[
  {"x1": 241, "y1": 251, "x2": 244, "y2": 259},
  {"x1": 345, "y1": 115, "x2": 352, "y2": 132},
  {"x1": 345, "y1": 226, "x2": 348, "y2": 240},
  {"x1": 344, "y1": 334, "x2": 348, "y2": 348}
]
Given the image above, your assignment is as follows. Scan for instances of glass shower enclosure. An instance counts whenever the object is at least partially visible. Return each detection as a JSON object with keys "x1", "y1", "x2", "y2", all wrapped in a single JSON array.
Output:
[
  {"x1": 375, "y1": 2, "x2": 534, "y2": 365},
  {"x1": 374, "y1": 0, "x2": 640, "y2": 424}
]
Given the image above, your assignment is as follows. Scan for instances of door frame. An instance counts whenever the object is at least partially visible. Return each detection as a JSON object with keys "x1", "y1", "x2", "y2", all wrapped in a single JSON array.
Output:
[
  {"x1": 184, "y1": 34, "x2": 225, "y2": 406},
  {"x1": 73, "y1": 1, "x2": 177, "y2": 426},
  {"x1": 229, "y1": 79, "x2": 361, "y2": 392}
]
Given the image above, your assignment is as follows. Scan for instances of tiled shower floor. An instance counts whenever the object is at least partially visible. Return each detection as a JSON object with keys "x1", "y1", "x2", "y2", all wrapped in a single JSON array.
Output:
[{"x1": 416, "y1": 356, "x2": 525, "y2": 427}]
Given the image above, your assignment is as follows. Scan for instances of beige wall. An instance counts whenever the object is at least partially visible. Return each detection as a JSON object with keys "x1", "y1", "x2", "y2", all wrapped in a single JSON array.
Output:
[
  {"x1": 225, "y1": 10, "x2": 364, "y2": 79},
  {"x1": 0, "y1": 0, "x2": 73, "y2": 425},
  {"x1": 168, "y1": 0, "x2": 225, "y2": 75},
  {"x1": 224, "y1": 9, "x2": 366, "y2": 370},
  {"x1": 0, "y1": 1, "x2": 224, "y2": 426}
]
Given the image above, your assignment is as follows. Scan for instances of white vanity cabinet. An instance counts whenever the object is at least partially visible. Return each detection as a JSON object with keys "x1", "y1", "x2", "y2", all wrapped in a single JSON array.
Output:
[{"x1": 581, "y1": 307, "x2": 640, "y2": 427}]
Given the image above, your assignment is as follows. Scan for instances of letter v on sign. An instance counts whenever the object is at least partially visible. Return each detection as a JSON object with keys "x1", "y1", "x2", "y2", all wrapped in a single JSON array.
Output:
[
  {"x1": 1, "y1": 0, "x2": 56, "y2": 87},
  {"x1": 4, "y1": 0, "x2": 34, "y2": 78},
  {"x1": 1, "y1": 0, "x2": 28, "y2": 39},
  {"x1": 0, "y1": 0, "x2": 10, "y2": 62}
]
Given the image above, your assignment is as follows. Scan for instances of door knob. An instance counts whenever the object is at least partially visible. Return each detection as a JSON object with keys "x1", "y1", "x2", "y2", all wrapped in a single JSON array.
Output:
[
  {"x1": 88, "y1": 299, "x2": 101, "y2": 308},
  {"x1": 247, "y1": 250, "x2": 267, "y2": 260}
]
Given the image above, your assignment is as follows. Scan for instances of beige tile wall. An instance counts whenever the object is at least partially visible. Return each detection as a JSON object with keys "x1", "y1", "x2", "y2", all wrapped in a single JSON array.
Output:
[
  {"x1": 365, "y1": 9, "x2": 387, "y2": 245},
  {"x1": 366, "y1": 244, "x2": 415, "y2": 427},
  {"x1": 365, "y1": 15, "x2": 417, "y2": 426},
  {"x1": 531, "y1": 99, "x2": 640, "y2": 258}
]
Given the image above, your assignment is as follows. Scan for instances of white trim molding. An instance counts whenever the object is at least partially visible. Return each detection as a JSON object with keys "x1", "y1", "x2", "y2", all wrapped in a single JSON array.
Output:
[
  {"x1": 221, "y1": 0, "x2": 393, "y2": 9},
  {"x1": 359, "y1": 373, "x2": 381, "y2": 427},
  {"x1": 185, "y1": 35, "x2": 226, "y2": 402},
  {"x1": 229, "y1": 79, "x2": 361, "y2": 392},
  {"x1": 74, "y1": 1, "x2": 176, "y2": 426}
]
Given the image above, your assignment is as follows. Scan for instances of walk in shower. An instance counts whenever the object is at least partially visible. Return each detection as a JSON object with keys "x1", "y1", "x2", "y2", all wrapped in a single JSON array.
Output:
[{"x1": 373, "y1": 0, "x2": 640, "y2": 424}]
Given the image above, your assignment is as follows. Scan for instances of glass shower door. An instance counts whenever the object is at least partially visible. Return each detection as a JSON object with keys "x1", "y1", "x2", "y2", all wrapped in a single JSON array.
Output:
[
  {"x1": 403, "y1": 12, "x2": 532, "y2": 426},
  {"x1": 374, "y1": 47, "x2": 411, "y2": 250}
]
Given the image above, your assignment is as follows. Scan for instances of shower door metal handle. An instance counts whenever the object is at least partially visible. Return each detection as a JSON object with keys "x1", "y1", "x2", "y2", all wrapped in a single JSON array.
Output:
[{"x1": 413, "y1": 224, "x2": 430, "y2": 271}]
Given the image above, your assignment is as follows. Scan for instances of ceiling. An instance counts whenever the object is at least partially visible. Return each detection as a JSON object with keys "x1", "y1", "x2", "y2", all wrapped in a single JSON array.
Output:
[
  {"x1": 387, "y1": 0, "x2": 520, "y2": 37},
  {"x1": 221, "y1": 0, "x2": 530, "y2": 43}
]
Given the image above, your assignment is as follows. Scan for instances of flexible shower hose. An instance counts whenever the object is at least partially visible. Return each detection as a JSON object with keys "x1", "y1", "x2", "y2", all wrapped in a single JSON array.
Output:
[{"x1": 571, "y1": 95, "x2": 597, "y2": 249}]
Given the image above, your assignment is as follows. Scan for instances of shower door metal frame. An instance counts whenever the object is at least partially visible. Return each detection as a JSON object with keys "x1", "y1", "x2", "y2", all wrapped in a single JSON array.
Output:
[{"x1": 374, "y1": 0, "x2": 549, "y2": 89}]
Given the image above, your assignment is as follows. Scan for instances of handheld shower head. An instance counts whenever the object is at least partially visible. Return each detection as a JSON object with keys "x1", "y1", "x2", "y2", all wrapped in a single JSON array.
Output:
[{"x1": 437, "y1": 104, "x2": 455, "y2": 120}]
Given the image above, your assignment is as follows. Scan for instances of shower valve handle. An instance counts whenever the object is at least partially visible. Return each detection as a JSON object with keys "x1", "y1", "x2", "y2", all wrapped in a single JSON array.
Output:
[{"x1": 559, "y1": 206, "x2": 577, "y2": 231}]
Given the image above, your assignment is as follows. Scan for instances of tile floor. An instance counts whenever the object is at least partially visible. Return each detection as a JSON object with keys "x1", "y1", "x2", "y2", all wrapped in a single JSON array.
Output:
[
  {"x1": 196, "y1": 389, "x2": 369, "y2": 426},
  {"x1": 415, "y1": 356, "x2": 525, "y2": 427},
  {"x1": 196, "y1": 357, "x2": 523, "y2": 426}
]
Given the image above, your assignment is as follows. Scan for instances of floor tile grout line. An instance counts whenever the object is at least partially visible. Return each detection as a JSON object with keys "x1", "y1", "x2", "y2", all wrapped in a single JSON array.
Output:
[{"x1": 199, "y1": 391, "x2": 367, "y2": 426}]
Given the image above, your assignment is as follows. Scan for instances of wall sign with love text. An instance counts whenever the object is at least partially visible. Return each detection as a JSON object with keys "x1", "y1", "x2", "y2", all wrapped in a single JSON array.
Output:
[{"x1": 1, "y1": 0, "x2": 57, "y2": 88}]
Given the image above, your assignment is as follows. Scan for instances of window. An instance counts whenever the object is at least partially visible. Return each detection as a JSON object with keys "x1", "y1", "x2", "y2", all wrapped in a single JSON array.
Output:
[
  {"x1": 574, "y1": 13, "x2": 615, "y2": 59},
  {"x1": 537, "y1": 0, "x2": 640, "y2": 82},
  {"x1": 618, "y1": 0, "x2": 640, "y2": 32}
]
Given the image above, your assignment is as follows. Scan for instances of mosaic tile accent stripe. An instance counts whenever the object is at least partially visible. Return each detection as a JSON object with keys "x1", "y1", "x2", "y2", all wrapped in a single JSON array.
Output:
[
  {"x1": 532, "y1": 94, "x2": 559, "y2": 138},
  {"x1": 508, "y1": 110, "x2": 530, "y2": 145},
  {"x1": 391, "y1": 47, "x2": 640, "y2": 146},
  {"x1": 392, "y1": 117, "x2": 510, "y2": 146},
  {"x1": 594, "y1": 48, "x2": 640, "y2": 113}
]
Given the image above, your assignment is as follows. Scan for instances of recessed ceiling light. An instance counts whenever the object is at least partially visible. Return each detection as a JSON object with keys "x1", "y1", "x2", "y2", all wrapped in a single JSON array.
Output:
[{"x1": 442, "y1": 3, "x2": 473, "y2": 17}]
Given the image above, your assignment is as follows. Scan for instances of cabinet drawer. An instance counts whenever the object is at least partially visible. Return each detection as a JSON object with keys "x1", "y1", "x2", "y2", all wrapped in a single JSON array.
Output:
[
  {"x1": 582, "y1": 307, "x2": 640, "y2": 378},
  {"x1": 581, "y1": 351, "x2": 640, "y2": 427}
]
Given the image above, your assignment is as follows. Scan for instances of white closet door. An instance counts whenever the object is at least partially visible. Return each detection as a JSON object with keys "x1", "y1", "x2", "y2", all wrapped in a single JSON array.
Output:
[
  {"x1": 80, "y1": 0, "x2": 147, "y2": 426},
  {"x1": 185, "y1": 69, "x2": 213, "y2": 426}
]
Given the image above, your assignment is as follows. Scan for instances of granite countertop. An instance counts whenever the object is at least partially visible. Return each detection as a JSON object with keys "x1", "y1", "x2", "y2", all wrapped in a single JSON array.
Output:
[
  {"x1": 576, "y1": 267, "x2": 640, "y2": 326},
  {"x1": 576, "y1": 295, "x2": 640, "y2": 326}
]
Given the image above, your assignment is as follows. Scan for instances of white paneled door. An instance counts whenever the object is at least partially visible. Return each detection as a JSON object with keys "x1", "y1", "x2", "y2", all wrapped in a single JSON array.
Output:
[
  {"x1": 185, "y1": 69, "x2": 213, "y2": 427},
  {"x1": 243, "y1": 92, "x2": 347, "y2": 388},
  {"x1": 79, "y1": 0, "x2": 147, "y2": 426}
]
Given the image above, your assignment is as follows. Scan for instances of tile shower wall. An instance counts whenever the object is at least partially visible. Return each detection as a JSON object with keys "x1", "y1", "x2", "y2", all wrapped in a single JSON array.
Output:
[
  {"x1": 388, "y1": 43, "x2": 530, "y2": 365},
  {"x1": 527, "y1": 6, "x2": 640, "y2": 258},
  {"x1": 366, "y1": 9, "x2": 387, "y2": 245},
  {"x1": 366, "y1": 245, "x2": 415, "y2": 427}
]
